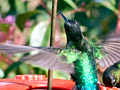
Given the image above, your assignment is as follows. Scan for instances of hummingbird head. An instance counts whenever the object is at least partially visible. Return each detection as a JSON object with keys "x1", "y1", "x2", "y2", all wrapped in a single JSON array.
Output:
[
  {"x1": 58, "y1": 11, "x2": 82, "y2": 43},
  {"x1": 103, "y1": 73, "x2": 117, "y2": 87}
]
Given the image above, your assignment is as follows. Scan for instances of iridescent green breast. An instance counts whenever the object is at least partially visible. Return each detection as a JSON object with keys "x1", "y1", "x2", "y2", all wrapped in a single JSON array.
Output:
[
  {"x1": 58, "y1": 40, "x2": 101, "y2": 90},
  {"x1": 71, "y1": 52, "x2": 98, "y2": 90},
  {"x1": 58, "y1": 47, "x2": 98, "y2": 90}
]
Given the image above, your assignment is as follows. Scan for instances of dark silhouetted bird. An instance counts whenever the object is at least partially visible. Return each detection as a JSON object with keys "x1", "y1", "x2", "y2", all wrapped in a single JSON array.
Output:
[
  {"x1": 0, "y1": 11, "x2": 120, "y2": 90},
  {"x1": 103, "y1": 61, "x2": 120, "y2": 88}
]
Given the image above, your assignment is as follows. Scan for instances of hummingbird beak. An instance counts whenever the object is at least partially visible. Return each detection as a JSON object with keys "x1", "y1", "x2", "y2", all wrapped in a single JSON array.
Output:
[{"x1": 58, "y1": 11, "x2": 68, "y2": 21}]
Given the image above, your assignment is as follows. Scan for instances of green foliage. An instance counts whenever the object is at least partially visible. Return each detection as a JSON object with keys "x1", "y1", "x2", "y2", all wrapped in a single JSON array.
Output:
[
  {"x1": 63, "y1": 0, "x2": 78, "y2": 9},
  {"x1": 0, "y1": 0, "x2": 119, "y2": 80},
  {"x1": 96, "y1": 0, "x2": 118, "y2": 14},
  {"x1": 16, "y1": 10, "x2": 40, "y2": 31},
  {"x1": 0, "y1": 24, "x2": 10, "y2": 33},
  {"x1": 30, "y1": 20, "x2": 50, "y2": 46},
  {"x1": 3, "y1": 61, "x2": 23, "y2": 78},
  {"x1": 0, "y1": 68, "x2": 4, "y2": 78}
]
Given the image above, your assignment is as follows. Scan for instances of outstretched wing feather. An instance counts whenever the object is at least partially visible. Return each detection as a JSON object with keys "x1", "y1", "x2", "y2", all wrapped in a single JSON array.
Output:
[
  {"x1": 97, "y1": 32, "x2": 120, "y2": 68},
  {"x1": 0, "y1": 43, "x2": 74, "y2": 73}
]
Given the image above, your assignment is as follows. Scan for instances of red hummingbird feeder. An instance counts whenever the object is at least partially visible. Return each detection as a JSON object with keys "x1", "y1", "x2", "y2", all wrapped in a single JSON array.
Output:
[{"x1": 0, "y1": 74, "x2": 119, "y2": 90}]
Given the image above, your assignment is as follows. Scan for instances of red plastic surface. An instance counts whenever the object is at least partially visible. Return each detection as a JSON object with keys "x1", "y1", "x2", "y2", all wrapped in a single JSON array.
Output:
[
  {"x1": 98, "y1": 84, "x2": 119, "y2": 90},
  {"x1": 0, "y1": 75, "x2": 74, "y2": 90},
  {"x1": 0, "y1": 75, "x2": 119, "y2": 90}
]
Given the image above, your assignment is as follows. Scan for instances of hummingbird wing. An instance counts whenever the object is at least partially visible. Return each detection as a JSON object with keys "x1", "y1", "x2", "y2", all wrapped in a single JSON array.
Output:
[
  {"x1": 0, "y1": 44, "x2": 38, "y2": 54},
  {"x1": 0, "y1": 44, "x2": 74, "y2": 73},
  {"x1": 96, "y1": 32, "x2": 120, "y2": 68}
]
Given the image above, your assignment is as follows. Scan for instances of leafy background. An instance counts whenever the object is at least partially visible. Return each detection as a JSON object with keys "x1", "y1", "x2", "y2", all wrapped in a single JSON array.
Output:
[{"x1": 0, "y1": 0, "x2": 119, "y2": 83}]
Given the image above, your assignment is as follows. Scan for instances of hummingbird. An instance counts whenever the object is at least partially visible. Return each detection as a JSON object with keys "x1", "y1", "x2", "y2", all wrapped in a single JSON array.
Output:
[
  {"x1": 0, "y1": 11, "x2": 120, "y2": 90},
  {"x1": 103, "y1": 61, "x2": 120, "y2": 88}
]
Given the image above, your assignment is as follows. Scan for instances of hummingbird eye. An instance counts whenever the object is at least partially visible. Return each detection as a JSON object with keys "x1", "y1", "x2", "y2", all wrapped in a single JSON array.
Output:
[
  {"x1": 65, "y1": 20, "x2": 78, "y2": 27},
  {"x1": 69, "y1": 20, "x2": 77, "y2": 25},
  {"x1": 68, "y1": 20, "x2": 77, "y2": 25},
  {"x1": 112, "y1": 79, "x2": 115, "y2": 83},
  {"x1": 110, "y1": 76, "x2": 117, "y2": 86}
]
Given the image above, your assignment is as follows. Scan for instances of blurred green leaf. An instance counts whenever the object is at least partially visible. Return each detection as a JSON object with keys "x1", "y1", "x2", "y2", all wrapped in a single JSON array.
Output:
[
  {"x1": 96, "y1": 0, "x2": 116, "y2": 6},
  {"x1": 3, "y1": 61, "x2": 22, "y2": 78},
  {"x1": 16, "y1": 10, "x2": 40, "y2": 31},
  {"x1": 0, "y1": 68, "x2": 4, "y2": 78},
  {"x1": 33, "y1": 67, "x2": 47, "y2": 75},
  {"x1": 95, "y1": 0, "x2": 118, "y2": 14},
  {"x1": 30, "y1": 20, "x2": 50, "y2": 46},
  {"x1": 8, "y1": 71, "x2": 16, "y2": 78},
  {"x1": 63, "y1": 0, "x2": 78, "y2": 9},
  {"x1": 0, "y1": 24, "x2": 10, "y2": 33},
  {"x1": 19, "y1": 63, "x2": 30, "y2": 74},
  {"x1": 53, "y1": 71, "x2": 69, "y2": 80},
  {"x1": 15, "y1": 0, "x2": 26, "y2": 14},
  {"x1": 41, "y1": 25, "x2": 50, "y2": 46}
]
